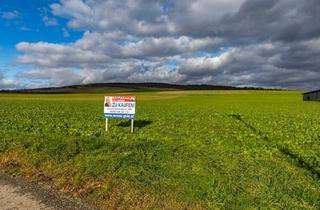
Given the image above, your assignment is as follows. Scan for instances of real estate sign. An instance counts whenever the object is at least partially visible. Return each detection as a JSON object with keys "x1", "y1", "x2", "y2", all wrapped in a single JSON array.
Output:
[{"x1": 104, "y1": 96, "x2": 136, "y2": 119}]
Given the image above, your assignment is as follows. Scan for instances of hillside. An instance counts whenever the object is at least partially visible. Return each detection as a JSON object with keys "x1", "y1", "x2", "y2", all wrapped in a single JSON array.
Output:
[{"x1": 2, "y1": 83, "x2": 276, "y2": 94}]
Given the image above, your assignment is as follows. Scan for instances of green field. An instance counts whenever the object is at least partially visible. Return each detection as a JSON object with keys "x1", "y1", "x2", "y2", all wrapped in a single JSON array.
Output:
[{"x1": 0, "y1": 90, "x2": 320, "y2": 209}]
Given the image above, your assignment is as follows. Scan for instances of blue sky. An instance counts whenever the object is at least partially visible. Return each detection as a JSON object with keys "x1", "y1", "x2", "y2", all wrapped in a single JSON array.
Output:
[
  {"x1": 0, "y1": 0, "x2": 320, "y2": 90},
  {"x1": 0, "y1": 0, "x2": 82, "y2": 83},
  {"x1": 0, "y1": 0, "x2": 82, "y2": 44}
]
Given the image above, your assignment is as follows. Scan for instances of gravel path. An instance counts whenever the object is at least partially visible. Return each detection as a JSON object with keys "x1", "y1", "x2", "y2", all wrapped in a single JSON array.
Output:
[{"x1": 0, "y1": 171, "x2": 96, "y2": 210}]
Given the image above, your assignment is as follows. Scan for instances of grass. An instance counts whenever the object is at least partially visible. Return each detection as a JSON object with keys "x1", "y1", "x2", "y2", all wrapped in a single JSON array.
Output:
[{"x1": 0, "y1": 90, "x2": 320, "y2": 209}]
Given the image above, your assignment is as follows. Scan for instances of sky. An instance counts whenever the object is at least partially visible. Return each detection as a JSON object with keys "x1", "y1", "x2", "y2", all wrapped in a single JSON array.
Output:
[{"x1": 0, "y1": 0, "x2": 320, "y2": 90}]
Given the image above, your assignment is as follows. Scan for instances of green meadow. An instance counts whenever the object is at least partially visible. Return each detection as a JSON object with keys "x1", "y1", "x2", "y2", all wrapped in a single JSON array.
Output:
[{"x1": 0, "y1": 90, "x2": 320, "y2": 209}]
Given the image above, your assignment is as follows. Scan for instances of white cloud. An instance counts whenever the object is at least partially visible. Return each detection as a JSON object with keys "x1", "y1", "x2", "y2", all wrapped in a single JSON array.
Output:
[
  {"x1": 178, "y1": 49, "x2": 235, "y2": 76},
  {"x1": 0, "y1": 72, "x2": 20, "y2": 89},
  {"x1": 16, "y1": 41, "x2": 110, "y2": 68},
  {"x1": 119, "y1": 36, "x2": 223, "y2": 58},
  {"x1": 1, "y1": 10, "x2": 20, "y2": 19},
  {"x1": 16, "y1": 31, "x2": 223, "y2": 66},
  {"x1": 42, "y1": 15, "x2": 58, "y2": 26},
  {"x1": 51, "y1": 0, "x2": 174, "y2": 35}
]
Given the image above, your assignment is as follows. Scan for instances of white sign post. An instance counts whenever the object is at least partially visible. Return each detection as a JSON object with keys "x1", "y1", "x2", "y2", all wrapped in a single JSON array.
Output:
[{"x1": 104, "y1": 96, "x2": 136, "y2": 132}]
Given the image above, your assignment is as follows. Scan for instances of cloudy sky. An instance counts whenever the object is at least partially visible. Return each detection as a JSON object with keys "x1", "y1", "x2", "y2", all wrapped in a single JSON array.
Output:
[{"x1": 0, "y1": 0, "x2": 320, "y2": 90}]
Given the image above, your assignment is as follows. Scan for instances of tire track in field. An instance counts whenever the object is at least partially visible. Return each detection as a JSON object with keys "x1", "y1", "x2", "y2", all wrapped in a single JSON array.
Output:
[{"x1": 229, "y1": 113, "x2": 320, "y2": 179}]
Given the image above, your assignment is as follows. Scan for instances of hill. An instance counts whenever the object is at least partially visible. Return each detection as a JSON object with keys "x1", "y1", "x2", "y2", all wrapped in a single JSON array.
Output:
[{"x1": 1, "y1": 82, "x2": 277, "y2": 94}]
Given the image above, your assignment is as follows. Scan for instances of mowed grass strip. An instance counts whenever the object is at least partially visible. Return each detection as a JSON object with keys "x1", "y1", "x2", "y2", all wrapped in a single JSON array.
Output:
[{"x1": 0, "y1": 91, "x2": 319, "y2": 209}]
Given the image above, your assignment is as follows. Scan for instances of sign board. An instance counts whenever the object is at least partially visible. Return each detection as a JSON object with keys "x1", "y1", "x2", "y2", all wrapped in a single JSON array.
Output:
[{"x1": 104, "y1": 96, "x2": 136, "y2": 119}]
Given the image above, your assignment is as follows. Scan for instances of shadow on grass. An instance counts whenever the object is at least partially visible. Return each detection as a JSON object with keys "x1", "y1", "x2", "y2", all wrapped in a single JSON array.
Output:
[
  {"x1": 229, "y1": 113, "x2": 268, "y2": 140},
  {"x1": 116, "y1": 120, "x2": 152, "y2": 130},
  {"x1": 279, "y1": 147, "x2": 320, "y2": 179},
  {"x1": 229, "y1": 113, "x2": 320, "y2": 180}
]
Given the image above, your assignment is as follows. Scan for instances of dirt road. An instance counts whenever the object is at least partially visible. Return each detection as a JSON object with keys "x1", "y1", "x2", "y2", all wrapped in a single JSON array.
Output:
[{"x1": 0, "y1": 171, "x2": 96, "y2": 210}]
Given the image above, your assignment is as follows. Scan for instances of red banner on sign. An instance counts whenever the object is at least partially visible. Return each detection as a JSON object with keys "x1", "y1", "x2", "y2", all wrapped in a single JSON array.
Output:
[{"x1": 111, "y1": 96, "x2": 135, "y2": 102}]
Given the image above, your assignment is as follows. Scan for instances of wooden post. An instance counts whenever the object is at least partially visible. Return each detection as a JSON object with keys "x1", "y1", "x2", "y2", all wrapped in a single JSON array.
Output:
[
  {"x1": 131, "y1": 119, "x2": 134, "y2": 133},
  {"x1": 105, "y1": 118, "x2": 108, "y2": 131}
]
